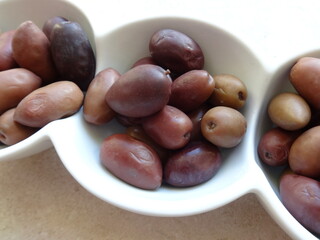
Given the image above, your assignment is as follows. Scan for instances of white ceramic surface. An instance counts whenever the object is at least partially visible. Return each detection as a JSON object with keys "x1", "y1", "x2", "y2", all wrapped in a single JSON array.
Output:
[{"x1": 0, "y1": 0, "x2": 319, "y2": 239}]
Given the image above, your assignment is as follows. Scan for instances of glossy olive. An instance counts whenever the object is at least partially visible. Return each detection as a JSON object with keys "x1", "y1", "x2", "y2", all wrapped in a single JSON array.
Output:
[
  {"x1": 50, "y1": 21, "x2": 96, "y2": 90},
  {"x1": 142, "y1": 105, "x2": 193, "y2": 150},
  {"x1": 169, "y1": 70, "x2": 215, "y2": 112},
  {"x1": 149, "y1": 29, "x2": 204, "y2": 74},
  {"x1": 42, "y1": 16, "x2": 68, "y2": 40},
  {"x1": 106, "y1": 64, "x2": 172, "y2": 118},
  {"x1": 164, "y1": 141, "x2": 221, "y2": 187}
]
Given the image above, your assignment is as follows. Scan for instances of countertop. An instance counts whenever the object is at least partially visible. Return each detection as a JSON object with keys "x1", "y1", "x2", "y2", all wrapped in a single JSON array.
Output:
[{"x1": 0, "y1": 148, "x2": 290, "y2": 240}]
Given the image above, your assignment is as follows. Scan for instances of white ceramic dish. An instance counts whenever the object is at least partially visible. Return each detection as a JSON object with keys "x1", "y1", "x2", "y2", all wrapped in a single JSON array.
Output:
[{"x1": 0, "y1": 0, "x2": 319, "y2": 239}]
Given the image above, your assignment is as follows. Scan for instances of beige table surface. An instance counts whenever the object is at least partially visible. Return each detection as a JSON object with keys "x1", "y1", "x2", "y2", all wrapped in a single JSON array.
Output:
[{"x1": 0, "y1": 148, "x2": 291, "y2": 240}]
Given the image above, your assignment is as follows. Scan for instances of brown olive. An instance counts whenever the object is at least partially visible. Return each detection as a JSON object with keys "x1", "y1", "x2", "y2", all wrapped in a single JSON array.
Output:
[
  {"x1": 268, "y1": 92, "x2": 311, "y2": 131},
  {"x1": 209, "y1": 74, "x2": 247, "y2": 109},
  {"x1": 290, "y1": 57, "x2": 320, "y2": 110},
  {"x1": 289, "y1": 126, "x2": 320, "y2": 178},
  {"x1": 201, "y1": 106, "x2": 247, "y2": 148}
]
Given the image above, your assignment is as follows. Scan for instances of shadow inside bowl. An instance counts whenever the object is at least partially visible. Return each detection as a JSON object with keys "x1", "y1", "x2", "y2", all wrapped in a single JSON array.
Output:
[
  {"x1": 53, "y1": 16, "x2": 268, "y2": 217},
  {"x1": 0, "y1": 0, "x2": 96, "y2": 154}
]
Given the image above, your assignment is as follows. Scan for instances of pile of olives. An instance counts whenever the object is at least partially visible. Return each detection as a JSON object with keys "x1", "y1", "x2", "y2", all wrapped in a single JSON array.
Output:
[
  {"x1": 258, "y1": 57, "x2": 320, "y2": 235},
  {"x1": 83, "y1": 29, "x2": 248, "y2": 190},
  {"x1": 0, "y1": 16, "x2": 95, "y2": 145}
]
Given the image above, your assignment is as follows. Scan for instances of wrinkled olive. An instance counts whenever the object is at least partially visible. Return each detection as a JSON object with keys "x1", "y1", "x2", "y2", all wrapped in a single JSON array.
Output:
[
  {"x1": 280, "y1": 172, "x2": 320, "y2": 235},
  {"x1": 0, "y1": 68, "x2": 42, "y2": 115},
  {"x1": 0, "y1": 108, "x2": 38, "y2": 145},
  {"x1": 258, "y1": 127, "x2": 300, "y2": 166},
  {"x1": 100, "y1": 133, "x2": 162, "y2": 190},
  {"x1": 14, "y1": 81, "x2": 84, "y2": 128}
]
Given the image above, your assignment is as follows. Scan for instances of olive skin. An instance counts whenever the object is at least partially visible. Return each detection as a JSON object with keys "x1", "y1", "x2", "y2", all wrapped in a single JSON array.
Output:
[
  {"x1": 289, "y1": 126, "x2": 320, "y2": 178},
  {"x1": 169, "y1": 70, "x2": 215, "y2": 112},
  {"x1": 12, "y1": 20, "x2": 57, "y2": 83},
  {"x1": 290, "y1": 57, "x2": 320, "y2": 110},
  {"x1": 258, "y1": 127, "x2": 300, "y2": 166},
  {"x1": 0, "y1": 68, "x2": 42, "y2": 115},
  {"x1": 83, "y1": 68, "x2": 120, "y2": 125},
  {"x1": 164, "y1": 141, "x2": 222, "y2": 187},
  {"x1": 209, "y1": 74, "x2": 247, "y2": 109},
  {"x1": 0, "y1": 108, "x2": 38, "y2": 145},
  {"x1": 201, "y1": 106, "x2": 247, "y2": 148},
  {"x1": 14, "y1": 81, "x2": 84, "y2": 128},
  {"x1": 142, "y1": 105, "x2": 193, "y2": 150},
  {"x1": 268, "y1": 92, "x2": 311, "y2": 131},
  {"x1": 50, "y1": 21, "x2": 96, "y2": 91},
  {"x1": 279, "y1": 172, "x2": 320, "y2": 235},
  {"x1": 100, "y1": 133, "x2": 162, "y2": 190},
  {"x1": 0, "y1": 30, "x2": 17, "y2": 71},
  {"x1": 42, "y1": 16, "x2": 68, "y2": 40},
  {"x1": 149, "y1": 29, "x2": 204, "y2": 74},
  {"x1": 187, "y1": 104, "x2": 211, "y2": 141},
  {"x1": 106, "y1": 64, "x2": 172, "y2": 118},
  {"x1": 131, "y1": 56, "x2": 157, "y2": 68},
  {"x1": 126, "y1": 125, "x2": 171, "y2": 163}
]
